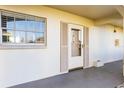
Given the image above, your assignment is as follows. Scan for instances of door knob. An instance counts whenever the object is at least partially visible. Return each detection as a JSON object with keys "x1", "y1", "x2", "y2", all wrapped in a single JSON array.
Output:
[{"x1": 82, "y1": 44, "x2": 85, "y2": 48}]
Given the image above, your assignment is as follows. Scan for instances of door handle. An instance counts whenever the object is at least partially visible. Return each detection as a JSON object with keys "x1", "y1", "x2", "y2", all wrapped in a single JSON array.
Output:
[{"x1": 82, "y1": 44, "x2": 85, "y2": 48}]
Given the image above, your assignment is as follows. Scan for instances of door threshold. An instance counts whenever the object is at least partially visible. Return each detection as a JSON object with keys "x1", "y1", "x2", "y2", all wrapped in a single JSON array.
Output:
[{"x1": 69, "y1": 67, "x2": 83, "y2": 72}]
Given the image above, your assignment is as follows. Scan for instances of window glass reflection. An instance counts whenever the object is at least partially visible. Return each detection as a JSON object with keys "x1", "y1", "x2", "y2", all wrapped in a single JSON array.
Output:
[
  {"x1": 15, "y1": 31, "x2": 25, "y2": 43},
  {"x1": 27, "y1": 17, "x2": 35, "y2": 31},
  {"x1": 1, "y1": 15, "x2": 14, "y2": 29},
  {"x1": 1, "y1": 11, "x2": 46, "y2": 45},
  {"x1": 35, "y1": 32, "x2": 44, "y2": 43},
  {"x1": 15, "y1": 17, "x2": 26, "y2": 30},
  {"x1": 35, "y1": 20, "x2": 45, "y2": 32},
  {"x1": 27, "y1": 32, "x2": 35, "y2": 43},
  {"x1": 2, "y1": 29, "x2": 14, "y2": 43}
]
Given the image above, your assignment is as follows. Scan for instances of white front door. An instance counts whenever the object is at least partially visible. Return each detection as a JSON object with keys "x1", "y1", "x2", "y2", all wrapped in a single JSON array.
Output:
[{"x1": 68, "y1": 24, "x2": 84, "y2": 70}]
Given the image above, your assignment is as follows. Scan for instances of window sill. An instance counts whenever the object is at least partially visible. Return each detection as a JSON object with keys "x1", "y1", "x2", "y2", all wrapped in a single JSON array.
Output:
[{"x1": 0, "y1": 44, "x2": 47, "y2": 49}]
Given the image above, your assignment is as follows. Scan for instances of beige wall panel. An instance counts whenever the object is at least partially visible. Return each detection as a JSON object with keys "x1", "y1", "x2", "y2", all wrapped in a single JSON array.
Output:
[
  {"x1": 60, "y1": 22, "x2": 68, "y2": 72},
  {"x1": 83, "y1": 27, "x2": 89, "y2": 68}
]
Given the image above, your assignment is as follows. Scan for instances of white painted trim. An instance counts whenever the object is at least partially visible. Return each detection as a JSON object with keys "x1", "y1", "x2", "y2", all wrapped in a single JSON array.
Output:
[{"x1": 103, "y1": 59, "x2": 123, "y2": 64}]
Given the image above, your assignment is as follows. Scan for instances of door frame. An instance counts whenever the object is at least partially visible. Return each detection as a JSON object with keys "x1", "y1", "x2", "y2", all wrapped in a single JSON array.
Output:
[{"x1": 60, "y1": 21, "x2": 89, "y2": 72}]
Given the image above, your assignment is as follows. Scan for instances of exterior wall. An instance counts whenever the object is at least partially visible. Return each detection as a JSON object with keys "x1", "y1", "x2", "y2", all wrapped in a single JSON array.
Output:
[
  {"x1": 0, "y1": 5, "x2": 94, "y2": 87},
  {"x1": 92, "y1": 25, "x2": 123, "y2": 64}
]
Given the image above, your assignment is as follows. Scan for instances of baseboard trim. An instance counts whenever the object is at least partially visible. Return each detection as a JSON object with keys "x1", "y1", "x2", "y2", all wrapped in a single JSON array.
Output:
[{"x1": 104, "y1": 59, "x2": 123, "y2": 64}]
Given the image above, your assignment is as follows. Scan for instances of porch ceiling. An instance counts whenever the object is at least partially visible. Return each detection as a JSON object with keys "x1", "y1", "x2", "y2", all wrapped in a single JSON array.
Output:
[{"x1": 47, "y1": 5, "x2": 123, "y2": 27}]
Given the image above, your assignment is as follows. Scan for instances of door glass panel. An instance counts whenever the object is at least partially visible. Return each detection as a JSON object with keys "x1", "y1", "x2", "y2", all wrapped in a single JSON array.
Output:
[{"x1": 71, "y1": 28, "x2": 81, "y2": 57}]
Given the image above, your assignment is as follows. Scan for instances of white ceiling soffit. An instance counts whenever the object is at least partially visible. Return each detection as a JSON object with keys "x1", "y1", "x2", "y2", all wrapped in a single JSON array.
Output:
[{"x1": 48, "y1": 5, "x2": 123, "y2": 27}]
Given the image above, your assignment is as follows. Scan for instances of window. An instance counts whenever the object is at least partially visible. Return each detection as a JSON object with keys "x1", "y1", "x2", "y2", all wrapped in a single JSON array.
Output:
[{"x1": 0, "y1": 10, "x2": 47, "y2": 49}]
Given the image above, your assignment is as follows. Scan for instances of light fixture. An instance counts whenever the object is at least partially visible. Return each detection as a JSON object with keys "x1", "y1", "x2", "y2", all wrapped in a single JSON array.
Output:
[
  {"x1": 114, "y1": 29, "x2": 116, "y2": 33},
  {"x1": 113, "y1": 26, "x2": 117, "y2": 33}
]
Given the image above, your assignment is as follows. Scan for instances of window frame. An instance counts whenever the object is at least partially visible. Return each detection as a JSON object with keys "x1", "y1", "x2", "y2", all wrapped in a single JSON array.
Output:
[{"x1": 0, "y1": 10, "x2": 47, "y2": 49}]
